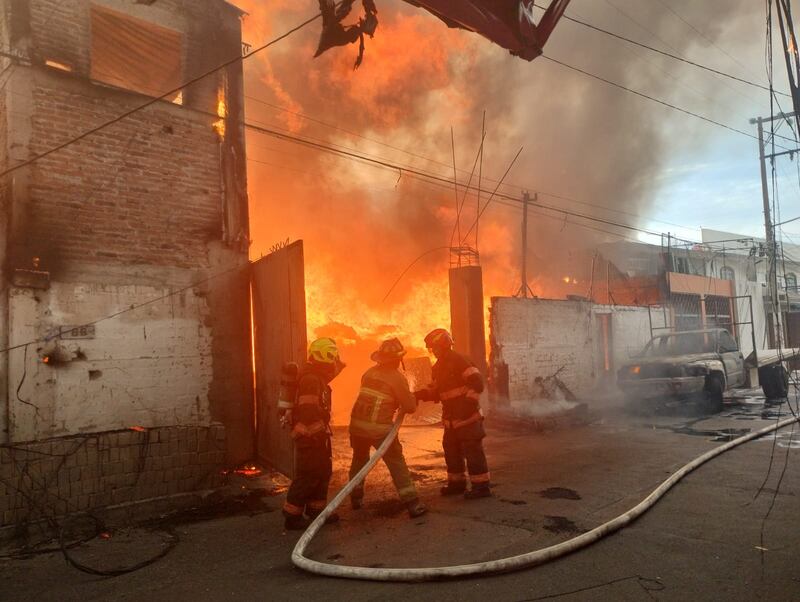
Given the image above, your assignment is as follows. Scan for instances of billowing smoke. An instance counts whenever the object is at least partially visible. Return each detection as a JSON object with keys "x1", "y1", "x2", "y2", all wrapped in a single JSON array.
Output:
[{"x1": 234, "y1": 0, "x2": 762, "y2": 420}]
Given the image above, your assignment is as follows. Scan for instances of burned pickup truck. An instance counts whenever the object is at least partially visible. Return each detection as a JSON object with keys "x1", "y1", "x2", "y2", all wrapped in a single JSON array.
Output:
[{"x1": 617, "y1": 329, "x2": 789, "y2": 413}]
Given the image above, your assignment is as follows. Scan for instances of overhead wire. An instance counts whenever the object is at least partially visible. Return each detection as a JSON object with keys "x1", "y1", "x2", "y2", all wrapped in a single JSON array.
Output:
[
  {"x1": 0, "y1": 4, "x2": 330, "y2": 178},
  {"x1": 0, "y1": 263, "x2": 247, "y2": 357},
  {"x1": 245, "y1": 103, "x2": 703, "y2": 233},
  {"x1": 559, "y1": 2, "x2": 771, "y2": 130},
  {"x1": 244, "y1": 120, "x2": 668, "y2": 239},
  {"x1": 534, "y1": 3, "x2": 789, "y2": 97},
  {"x1": 541, "y1": 55, "x2": 784, "y2": 145}
]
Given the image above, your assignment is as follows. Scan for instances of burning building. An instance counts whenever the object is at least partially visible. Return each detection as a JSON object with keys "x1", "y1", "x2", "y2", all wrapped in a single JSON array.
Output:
[{"x1": 0, "y1": 0, "x2": 252, "y2": 530}]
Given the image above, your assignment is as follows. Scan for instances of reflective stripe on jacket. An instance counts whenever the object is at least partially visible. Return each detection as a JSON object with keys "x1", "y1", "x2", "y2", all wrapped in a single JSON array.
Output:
[
  {"x1": 430, "y1": 350, "x2": 484, "y2": 423},
  {"x1": 349, "y1": 365, "x2": 416, "y2": 438}
]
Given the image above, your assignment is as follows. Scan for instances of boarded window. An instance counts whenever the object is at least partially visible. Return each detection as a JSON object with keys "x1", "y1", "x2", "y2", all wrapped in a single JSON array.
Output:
[{"x1": 90, "y1": 5, "x2": 182, "y2": 101}]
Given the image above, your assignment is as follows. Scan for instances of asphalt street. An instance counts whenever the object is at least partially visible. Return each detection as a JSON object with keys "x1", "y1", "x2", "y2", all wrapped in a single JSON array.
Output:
[{"x1": 2, "y1": 393, "x2": 798, "y2": 601}]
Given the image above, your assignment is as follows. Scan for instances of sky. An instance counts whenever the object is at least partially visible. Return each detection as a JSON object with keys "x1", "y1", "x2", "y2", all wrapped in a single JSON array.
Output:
[{"x1": 236, "y1": 0, "x2": 800, "y2": 248}]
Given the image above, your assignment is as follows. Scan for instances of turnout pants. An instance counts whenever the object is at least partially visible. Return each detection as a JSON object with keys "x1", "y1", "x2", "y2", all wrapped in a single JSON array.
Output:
[
  {"x1": 283, "y1": 435, "x2": 332, "y2": 518},
  {"x1": 442, "y1": 420, "x2": 490, "y2": 489},
  {"x1": 349, "y1": 433, "x2": 418, "y2": 503}
]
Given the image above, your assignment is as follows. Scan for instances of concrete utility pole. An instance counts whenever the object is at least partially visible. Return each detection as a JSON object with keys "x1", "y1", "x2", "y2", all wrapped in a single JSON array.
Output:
[
  {"x1": 750, "y1": 112, "x2": 798, "y2": 348},
  {"x1": 515, "y1": 191, "x2": 535, "y2": 298}
]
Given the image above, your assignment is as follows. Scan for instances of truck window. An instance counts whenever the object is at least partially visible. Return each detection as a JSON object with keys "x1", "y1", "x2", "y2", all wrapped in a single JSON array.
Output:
[{"x1": 644, "y1": 332, "x2": 716, "y2": 356}]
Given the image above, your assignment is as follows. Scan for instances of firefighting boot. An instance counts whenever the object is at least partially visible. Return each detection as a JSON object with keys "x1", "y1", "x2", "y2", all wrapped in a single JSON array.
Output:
[
  {"x1": 284, "y1": 514, "x2": 311, "y2": 531},
  {"x1": 406, "y1": 498, "x2": 428, "y2": 518},
  {"x1": 463, "y1": 484, "x2": 492, "y2": 500},
  {"x1": 440, "y1": 481, "x2": 467, "y2": 496}
]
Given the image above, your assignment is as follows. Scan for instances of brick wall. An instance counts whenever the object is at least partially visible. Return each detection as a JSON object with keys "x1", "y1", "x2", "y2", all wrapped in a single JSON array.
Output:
[
  {"x1": 489, "y1": 297, "x2": 651, "y2": 402},
  {"x1": 0, "y1": 425, "x2": 227, "y2": 529},
  {"x1": 26, "y1": 0, "x2": 238, "y2": 113},
  {"x1": 1, "y1": 0, "x2": 253, "y2": 485},
  {"x1": 19, "y1": 71, "x2": 223, "y2": 272}
]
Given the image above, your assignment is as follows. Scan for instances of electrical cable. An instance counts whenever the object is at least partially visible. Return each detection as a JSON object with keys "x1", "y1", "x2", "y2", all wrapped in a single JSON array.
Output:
[
  {"x1": 292, "y1": 412, "x2": 800, "y2": 581},
  {"x1": 247, "y1": 121, "x2": 670, "y2": 242},
  {"x1": 245, "y1": 98, "x2": 740, "y2": 234},
  {"x1": 1, "y1": 429, "x2": 182, "y2": 574},
  {"x1": 246, "y1": 113, "x2": 700, "y2": 234},
  {"x1": 533, "y1": 2, "x2": 789, "y2": 97},
  {"x1": 541, "y1": 55, "x2": 772, "y2": 144},
  {"x1": 59, "y1": 523, "x2": 179, "y2": 577},
  {"x1": 0, "y1": 5, "x2": 329, "y2": 178},
  {"x1": 0, "y1": 262, "x2": 247, "y2": 356}
]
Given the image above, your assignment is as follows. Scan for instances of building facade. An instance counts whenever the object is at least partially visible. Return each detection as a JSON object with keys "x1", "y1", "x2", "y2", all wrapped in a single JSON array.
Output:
[{"x1": 0, "y1": 0, "x2": 252, "y2": 529}]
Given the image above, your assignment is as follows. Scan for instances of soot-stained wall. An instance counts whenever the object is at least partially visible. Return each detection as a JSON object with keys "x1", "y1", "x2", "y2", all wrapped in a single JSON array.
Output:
[{"x1": 0, "y1": 1, "x2": 252, "y2": 466}]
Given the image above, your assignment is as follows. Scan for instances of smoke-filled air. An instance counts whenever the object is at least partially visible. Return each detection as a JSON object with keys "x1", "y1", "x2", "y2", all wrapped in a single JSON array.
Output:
[{"x1": 234, "y1": 0, "x2": 761, "y2": 421}]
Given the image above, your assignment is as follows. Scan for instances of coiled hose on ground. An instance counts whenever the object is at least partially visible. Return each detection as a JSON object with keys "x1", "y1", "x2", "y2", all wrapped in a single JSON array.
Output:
[{"x1": 292, "y1": 411, "x2": 800, "y2": 582}]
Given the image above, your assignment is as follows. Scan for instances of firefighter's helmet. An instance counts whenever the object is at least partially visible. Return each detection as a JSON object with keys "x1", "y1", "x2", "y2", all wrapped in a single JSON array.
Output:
[
  {"x1": 370, "y1": 338, "x2": 407, "y2": 363},
  {"x1": 308, "y1": 337, "x2": 341, "y2": 365},
  {"x1": 424, "y1": 328, "x2": 453, "y2": 350}
]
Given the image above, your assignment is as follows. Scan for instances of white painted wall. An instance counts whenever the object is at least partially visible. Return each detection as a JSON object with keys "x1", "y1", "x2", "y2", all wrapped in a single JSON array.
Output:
[
  {"x1": 8, "y1": 281, "x2": 213, "y2": 442},
  {"x1": 490, "y1": 297, "x2": 652, "y2": 402}
]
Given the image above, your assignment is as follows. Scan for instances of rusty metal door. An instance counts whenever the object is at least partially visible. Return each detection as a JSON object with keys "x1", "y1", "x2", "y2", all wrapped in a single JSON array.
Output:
[{"x1": 251, "y1": 241, "x2": 307, "y2": 477}]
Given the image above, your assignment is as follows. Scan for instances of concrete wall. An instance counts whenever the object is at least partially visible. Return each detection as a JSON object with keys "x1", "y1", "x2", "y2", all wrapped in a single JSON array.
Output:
[
  {"x1": 449, "y1": 265, "x2": 487, "y2": 373},
  {"x1": 0, "y1": 0, "x2": 252, "y2": 470},
  {"x1": 489, "y1": 297, "x2": 651, "y2": 402}
]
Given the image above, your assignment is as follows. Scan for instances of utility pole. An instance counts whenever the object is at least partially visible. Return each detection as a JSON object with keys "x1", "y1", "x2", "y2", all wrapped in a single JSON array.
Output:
[
  {"x1": 515, "y1": 191, "x2": 535, "y2": 298},
  {"x1": 750, "y1": 113, "x2": 798, "y2": 348}
]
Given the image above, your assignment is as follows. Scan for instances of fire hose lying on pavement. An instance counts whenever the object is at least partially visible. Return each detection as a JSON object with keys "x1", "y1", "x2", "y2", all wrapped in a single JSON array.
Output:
[{"x1": 292, "y1": 411, "x2": 800, "y2": 582}]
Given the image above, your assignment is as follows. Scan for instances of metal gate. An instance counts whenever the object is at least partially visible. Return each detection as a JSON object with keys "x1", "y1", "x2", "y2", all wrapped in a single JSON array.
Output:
[
  {"x1": 251, "y1": 240, "x2": 307, "y2": 477},
  {"x1": 647, "y1": 295, "x2": 757, "y2": 356}
]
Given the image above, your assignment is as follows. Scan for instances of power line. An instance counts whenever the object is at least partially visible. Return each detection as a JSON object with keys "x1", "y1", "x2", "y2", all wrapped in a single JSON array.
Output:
[
  {"x1": 0, "y1": 263, "x2": 247, "y2": 357},
  {"x1": 651, "y1": 0, "x2": 763, "y2": 80},
  {"x1": 541, "y1": 54, "x2": 781, "y2": 144},
  {"x1": 540, "y1": 3, "x2": 790, "y2": 97},
  {"x1": 247, "y1": 149, "x2": 660, "y2": 250},
  {"x1": 245, "y1": 99, "x2": 701, "y2": 231},
  {"x1": 0, "y1": 6, "x2": 326, "y2": 179},
  {"x1": 245, "y1": 121, "x2": 670, "y2": 240}
]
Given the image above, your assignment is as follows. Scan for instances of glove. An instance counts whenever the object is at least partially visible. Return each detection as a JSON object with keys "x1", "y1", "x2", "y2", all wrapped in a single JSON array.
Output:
[{"x1": 414, "y1": 389, "x2": 438, "y2": 402}]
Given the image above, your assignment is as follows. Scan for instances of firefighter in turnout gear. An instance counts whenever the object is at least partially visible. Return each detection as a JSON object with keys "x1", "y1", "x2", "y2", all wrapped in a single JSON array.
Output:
[
  {"x1": 348, "y1": 338, "x2": 427, "y2": 518},
  {"x1": 280, "y1": 337, "x2": 345, "y2": 530},
  {"x1": 414, "y1": 328, "x2": 491, "y2": 499}
]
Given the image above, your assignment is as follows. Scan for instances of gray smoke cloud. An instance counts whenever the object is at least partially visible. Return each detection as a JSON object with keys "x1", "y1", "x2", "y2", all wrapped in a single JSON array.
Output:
[
  {"x1": 240, "y1": 0, "x2": 764, "y2": 294},
  {"x1": 235, "y1": 0, "x2": 765, "y2": 415}
]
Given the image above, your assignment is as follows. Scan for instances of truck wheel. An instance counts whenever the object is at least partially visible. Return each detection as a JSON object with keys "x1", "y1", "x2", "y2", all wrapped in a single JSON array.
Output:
[
  {"x1": 760, "y1": 364, "x2": 789, "y2": 399},
  {"x1": 702, "y1": 375, "x2": 724, "y2": 414}
]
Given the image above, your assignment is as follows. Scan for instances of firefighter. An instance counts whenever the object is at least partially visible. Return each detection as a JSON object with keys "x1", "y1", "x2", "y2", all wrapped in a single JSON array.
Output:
[
  {"x1": 280, "y1": 337, "x2": 345, "y2": 530},
  {"x1": 414, "y1": 328, "x2": 491, "y2": 499},
  {"x1": 348, "y1": 338, "x2": 427, "y2": 518}
]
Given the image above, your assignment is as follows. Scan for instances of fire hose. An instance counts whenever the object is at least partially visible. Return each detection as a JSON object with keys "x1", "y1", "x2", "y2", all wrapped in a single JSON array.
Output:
[{"x1": 292, "y1": 411, "x2": 800, "y2": 582}]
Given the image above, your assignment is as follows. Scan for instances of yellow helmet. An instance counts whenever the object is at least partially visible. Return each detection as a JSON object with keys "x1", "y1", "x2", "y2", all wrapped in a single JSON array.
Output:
[{"x1": 308, "y1": 337, "x2": 341, "y2": 365}]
